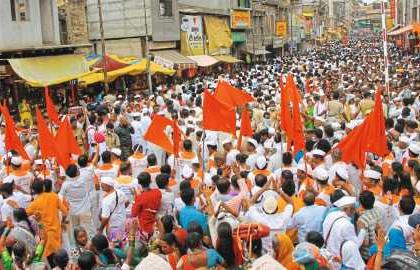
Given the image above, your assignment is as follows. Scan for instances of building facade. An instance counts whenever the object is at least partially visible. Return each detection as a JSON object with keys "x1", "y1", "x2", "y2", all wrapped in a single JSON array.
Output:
[
  {"x1": 86, "y1": 0, "x2": 180, "y2": 57},
  {"x1": 0, "y1": 0, "x2": 61, "y2": 51}
]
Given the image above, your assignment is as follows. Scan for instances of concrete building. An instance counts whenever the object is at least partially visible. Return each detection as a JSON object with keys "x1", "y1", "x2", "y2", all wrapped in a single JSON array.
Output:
[
  {"x1": 86, "y1": 0, "x2": 180, "y2": 57},
  {"x1": 0, "y1": 0, "x2": 61, "y2": 52},
  {"x1": 58, "y1": 0, "x2": 89, "y2": 45}
]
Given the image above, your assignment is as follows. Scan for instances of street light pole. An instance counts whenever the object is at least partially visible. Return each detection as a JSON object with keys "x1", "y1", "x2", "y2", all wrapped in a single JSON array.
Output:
[
  {"x1": 97, "y1": 0, "x2": 109, "y2": 93},
  {"x1": 143, "y1": 0, "x2": 153, "y2": 96}
]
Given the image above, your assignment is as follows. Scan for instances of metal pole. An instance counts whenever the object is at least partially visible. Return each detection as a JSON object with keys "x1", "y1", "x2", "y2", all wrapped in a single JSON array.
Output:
[
  {"x1": 97, "y1": 0, "x2": 109, "y2": 93},
  {"x1": 381, "y1": 0, "x2": 390, "y2": 97},
  {"x1": 143, "y1": 0, "x2": 153, "y2": 95}
]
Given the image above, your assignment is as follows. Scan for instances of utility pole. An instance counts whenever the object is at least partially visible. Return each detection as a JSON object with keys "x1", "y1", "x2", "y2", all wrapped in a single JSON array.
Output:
[
  {"x1": 143, "y1": 0, "x2": 153, "y2": 96},
  {"x1": 97, "y1": 0, "x2": 109, "y2": 93},
  {"x1": 290, "y1": 3, "x2": 293, "y2": 55}
]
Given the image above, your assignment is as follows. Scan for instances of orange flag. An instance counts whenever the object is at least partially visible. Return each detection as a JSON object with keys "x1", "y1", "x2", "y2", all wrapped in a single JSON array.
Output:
[
  {"x1": 172, "y1": 120, "x2": 181, "y2": 157},
  {"x1": 280, "y1": 74, "x2": 294, "y2": 147},
  {"x1": 44, "y1": 86, "x2": 60, "y2": 125},
  {"x1": 35, "y1": 107, "x2": 59, "y2": 160},
  {"x1": 203, "y1": 90, "x2": 236, "y2": 135},
  {"x1": 336, "y1": 121, "x2": 370, "y2": 169},
  {"x1": 0, "y1": 105, "x2": 29, "y2": 160},
  {"x1": 55, "y1": 117, "x2": 82, "y2": 169},
  {"x1": 144, "y1": 115, "x2": 177, "y2": 154},
  {"x1": 365, "y1": 87, "x2": 389, "y2": 157},
  {"x1": 290, "y1": 80, "x2": 305, "y2": 155},
  {"x1": 214, "y1": 80, "x2": 255, "y2": 108},
  {"x1": 237, "y1": 108, "x2": 253, "y2": 150}
]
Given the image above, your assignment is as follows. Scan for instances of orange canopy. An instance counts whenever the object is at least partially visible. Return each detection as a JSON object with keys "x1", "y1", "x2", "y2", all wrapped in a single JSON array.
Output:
[{"x1": 388, "y1": 23, "x2": 420, "y2": 36}]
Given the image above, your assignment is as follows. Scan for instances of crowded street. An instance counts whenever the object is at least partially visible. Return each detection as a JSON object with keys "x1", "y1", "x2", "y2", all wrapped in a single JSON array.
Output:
[{"x1": 0, "y1": 0, "x2": 420, "y2": 270}]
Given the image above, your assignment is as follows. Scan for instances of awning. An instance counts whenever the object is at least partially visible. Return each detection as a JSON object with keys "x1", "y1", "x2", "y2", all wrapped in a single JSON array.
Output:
[
  {"x1": 8, "y1": 54, "x2": 92, "y2": 87},
  {"x1": 388, "y1": 23, "x2": 420, "y2": 36},
  {"x1": 245, "y1": 48, "x2": 272, "y2": 55},
  {"x1": 152, "y1": 50, "x2": 197, "y2": 70},
  {"x1": 79, "y1": 59, "x2": 175, "y2": 85},
  {"x1": 388, "y1": 24, "x2": 401, "y2": 32},
  {"x1": 214, "y1": 55, "x2": 242, "y2": 63},
  {"x1": 187, "y1": 55, "x2": 220, "y2": 67}
]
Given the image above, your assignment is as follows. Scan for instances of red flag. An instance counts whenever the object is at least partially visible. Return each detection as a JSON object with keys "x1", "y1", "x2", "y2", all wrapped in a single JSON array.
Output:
[
  {"x1": 0, "y1": 105, "x2": 29, "y2": 160},
  {"x1": 214, "y1": 80, "x2": 255, "y2": 108},
  {"x1": 55, "y1": 117, "x2": 82, "y2": 168},
  {"x1": 44, "y1": 86, "x2": 60, "y2": 125},
  {"x1": 35, "y1": 107, "x2": 59, "y2": 159},
  {"x1": 336, "y1": 121, "x2": 370, "y2": 169},
  {"x1": 237, "y1": 108, "x2": 253, "y2": 150},
  {"x1": 144, "y1": 115, "x2": 177, "y2": 154},
  {"x1": 290, "y1": 81, "x2": 305, "y2": 155},
  {"x1": 365, "y1": 88, "x2": 389, "y2": 157},
  {"x1": 203, "y1": 90, "x2": 236, "y2": 135}
]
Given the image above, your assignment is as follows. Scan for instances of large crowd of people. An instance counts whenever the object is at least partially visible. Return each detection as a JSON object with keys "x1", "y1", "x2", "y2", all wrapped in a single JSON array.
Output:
[{"x1": 0, "y1": 35, "x2": 419, "y2": 270}]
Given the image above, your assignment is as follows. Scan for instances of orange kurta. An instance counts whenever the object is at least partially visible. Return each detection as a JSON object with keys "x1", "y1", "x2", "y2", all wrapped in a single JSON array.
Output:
[{"x1": 26, "y1": 192, "x2": 69, "y2": 257}]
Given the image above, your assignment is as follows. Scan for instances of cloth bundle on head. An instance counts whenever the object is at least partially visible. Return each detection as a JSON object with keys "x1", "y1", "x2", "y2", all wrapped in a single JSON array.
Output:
[{"x1": 101, "y1": 177, "x2": 115, "y2": 187}]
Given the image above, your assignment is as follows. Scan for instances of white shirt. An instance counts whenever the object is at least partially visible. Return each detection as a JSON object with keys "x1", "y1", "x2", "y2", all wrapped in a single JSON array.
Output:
[
  {"x1": 245, "y1": 204, "x2": 293, "y2": 254},
  {"x1": 322, "y1": 211, "x2": 366, "y2": 257},
  {"x1": 101, "y1": 189, "x2": 128, "y2": 229},
  {"x1": 79, "y1": 165, "x2": 95, "y2": 192},
  {"x1": 157, "y1": 189, "x2": 175, "y2": 217},
  {"x1": 1, "y1": 196, "x2": 19, "y2": 222},
  {"x1": 128, "y1": 155, "x2": 147, "y2": 179},
  {"x1": 59, "y1": 176, "x2": 91, "y2": 215}
]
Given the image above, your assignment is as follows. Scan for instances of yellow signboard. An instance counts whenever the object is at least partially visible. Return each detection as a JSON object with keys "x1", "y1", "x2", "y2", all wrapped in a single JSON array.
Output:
[
  {"x1": 230, "y1": 10, "x2": 252, "y2": 29},
  {"x1": 276, "y1": 21, "x2": 287, "y2": 37}
]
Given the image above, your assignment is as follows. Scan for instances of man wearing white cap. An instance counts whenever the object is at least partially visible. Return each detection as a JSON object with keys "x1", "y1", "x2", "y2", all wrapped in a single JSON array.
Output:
[
  {"x1": 322, "y1": 196, "x2": 366, "y2": 258},
  {"x1": 167, "y1": 139, "x2": 199, "y2": 181},
  {"x1": 4, "y1": 156, "x2": 34, "y2": 194},
  {"x1": 404, "y1": 143, "x2": 420, "y2": 168},
  {"x1": 313, "y1": 166, "x2": 334, "y2": 206},
  {"x1": 311, "y1": 149, "x2": 327, "y2": 171},
  {"x1": 98, "y1": 176, "x2": 128, "y2": 241},
  {"x1": 222, "y1": 139, "x2": 239, "y2": 167},
  {"x1": 395, "y1": 135, "x2": 410, "y2": 163},
  {"x1": 245, "y1": 138, "x2": 259, "y2": 169},
  {"x1": 362, "y1": 169, "x2": 382, "y2": 197},
  {"x1": 331, "y1": 165, "x2": 354, "y2": 196},
  {"x1": 247, "y1": 156, "x2": 274, "y2": 187},
  {"x1": 245, "y1": 179, "x2": 294, "y2": 254}
]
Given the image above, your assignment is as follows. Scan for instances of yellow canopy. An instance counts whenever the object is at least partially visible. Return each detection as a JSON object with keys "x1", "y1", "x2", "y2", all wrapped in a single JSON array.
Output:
[
  {"x1": 214, "y1": 55, "x2": 241, "y2": 63},
  {"x1": 79, "y1": 59, "x2": 175, "y2": 85},
  {"x1": 9, "y1": 54, "x2": 92, "y2": 87}
]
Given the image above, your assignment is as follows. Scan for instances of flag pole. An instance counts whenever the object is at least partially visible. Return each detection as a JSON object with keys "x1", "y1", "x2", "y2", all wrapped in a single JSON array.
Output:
[{"x1": 381, "y1": 0, "x2": 391, "y2": 97}]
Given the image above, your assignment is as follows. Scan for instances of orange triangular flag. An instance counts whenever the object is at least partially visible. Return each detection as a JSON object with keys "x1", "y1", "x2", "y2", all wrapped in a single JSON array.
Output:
[
  {"x1": 280, "y1": 74, "x2": 294, "y2": 148},
  {"x1": 214, "y1": 80, "x2": 254, "y2": 108},
  {"x1": 336, "y1": 121, "x2": 370, "y2": 169},
  {"x1": 290, "y1": 80, "x2": 305, "y2": 155},
  {"x1": 237, "y1": 108, "x2": 253, "y2": 150},
  {"x1": 203, "y1": 90, "x2": 236, "y2": 135},
  {"x1": 0, "y1": 105, "x2": 29, "y2": 160},
  {"x1": 144, "y1": 115, "x2": 176, "y2": 154},
  {"x1": 54, "y1": 117, "x2": 81, "y2": 170},
  {"x1": 36, "y1": 107, "x2": 59, "y2": 160},
  {"x1": 365, "y1": 87, "x2": 389, "y2": 157},
  {"x1": 44, "y1": 86, "x2": 60, "y2": 125}
]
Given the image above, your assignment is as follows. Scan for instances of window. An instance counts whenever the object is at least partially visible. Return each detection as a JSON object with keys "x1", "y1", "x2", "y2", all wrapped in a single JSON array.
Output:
[
  {"x1": 17, "y1": 0, "x2": 29, "y2": 21},
  {"x1": 413, "y1": 8, "x2": 418, "y2": 23},
  {"x1": 159, "y1": 0, "x2": 172, "y2": 17},
  {"x1": 10, "y1": 0, "x2": 16, "y2": 21},
  {"x1": 238, "y1": 0, "x2": 251, "y2": 9}
]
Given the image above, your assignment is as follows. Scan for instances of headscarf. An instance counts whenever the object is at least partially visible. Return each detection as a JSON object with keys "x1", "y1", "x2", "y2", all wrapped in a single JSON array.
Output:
[
  {"x1": 275, "y1": 233, "x2": 300, "y2": 270},
  {"x1": 383, "y1": 227, "x2": 407, "y2": 258},
  {"x1": 341, "y1": 241, "x2": 365, "y2": 270}
]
